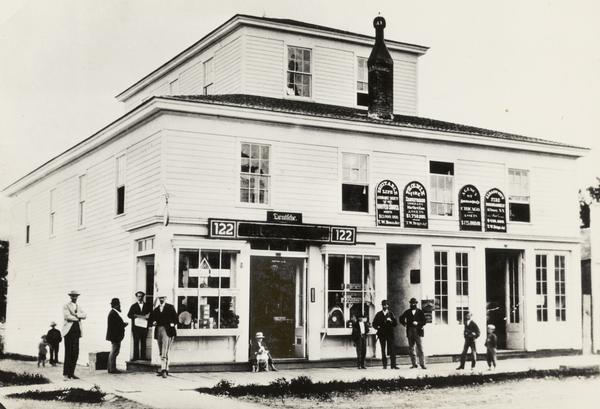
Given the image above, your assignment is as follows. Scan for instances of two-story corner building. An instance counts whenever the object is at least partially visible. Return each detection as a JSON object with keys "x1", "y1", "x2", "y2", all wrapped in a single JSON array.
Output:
[{"x1": 2, "y1": 15, "x2": 587, "y2": 370}]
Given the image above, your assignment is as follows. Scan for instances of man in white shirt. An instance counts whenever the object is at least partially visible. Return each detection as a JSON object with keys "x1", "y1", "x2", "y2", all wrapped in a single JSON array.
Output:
[{"x1": 62, "y1": 290, "x2": 86, "y2": 380}]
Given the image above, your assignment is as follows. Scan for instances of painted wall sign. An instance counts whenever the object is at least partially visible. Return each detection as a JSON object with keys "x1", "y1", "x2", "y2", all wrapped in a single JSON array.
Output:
[
  {"x1": 484, "y1": 188, "x2": 507, "y2": 232},
  {"x1": 403, "y1": 181, "x2": 428, "y2": 229},
  {"x1": 458, "y1": 184, "x2": 482, "y2": 231},
  {"x1": 267, "y1": 211, "x2": 302, "y2": 224},
  {"x1": 375, "y1": 180, "x2": 401, "y2": 226}
]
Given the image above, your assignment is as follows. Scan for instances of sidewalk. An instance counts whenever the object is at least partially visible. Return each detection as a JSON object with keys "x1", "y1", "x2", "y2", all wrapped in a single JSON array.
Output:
[{"x1": 1, "y1": 354, "x2": 599, "y2": 409}]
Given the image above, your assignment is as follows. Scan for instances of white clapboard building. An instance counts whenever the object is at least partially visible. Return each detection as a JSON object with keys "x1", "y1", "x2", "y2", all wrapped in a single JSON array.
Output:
[{"x1": 3, "y1": 15, "x2": 587, "y2": 369}]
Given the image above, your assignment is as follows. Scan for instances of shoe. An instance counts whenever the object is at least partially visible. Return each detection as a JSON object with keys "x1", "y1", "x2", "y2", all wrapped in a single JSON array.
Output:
[
  {"x1": 391, "y1": 366, "x2": 400, "y2": 369},
  {"x1": 420, "y1": 365, "x2": 427, "y2": 369},
  {"x1": 383, "y1": 366, "x2": 387, "y2": 369},
  {"x1": 410, "y1": 364, "x2": 418, "y2": 369},
  {"x1": 63, "y1": 376, "x2": 69, "y2": 381},
  {"x1": 361, "y1": 366, "x2": 367, "y2": 369},
  {"x1": 156, "y1": 371, "x2": 163, "y2": 377},
  {"x1": 70, "y1": 375, "x2": 80, "y2": 380},
  {"x1": 456, "y1": 366, "x2": 464, "y2": 370},
  {"x1": 161, "y1": 371, "x2": 167, "y2": 378}
]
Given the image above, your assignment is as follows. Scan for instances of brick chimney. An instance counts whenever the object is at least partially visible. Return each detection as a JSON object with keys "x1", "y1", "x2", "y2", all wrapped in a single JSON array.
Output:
[{"x1": 368, "y1": 16, "x2": 394, "y2": 120}]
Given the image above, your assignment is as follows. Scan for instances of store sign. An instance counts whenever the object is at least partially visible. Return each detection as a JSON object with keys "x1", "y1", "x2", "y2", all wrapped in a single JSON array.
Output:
[
  {"x1": 208, "y1": 218, "x2": 357, "y2": 244},
  {"x1": 375, "y1": 180, "x2": 401, "y2": 226},
  {"x1": 267, "y1": 211, "x2": 303, "y2": 224},
  {"x1": 403, "y1": 181, "x2": 428, "y2": 229},
  {"x1": 484, "y1": 188, "x2": 507, "y2": 232},
  {"x1": 458, "y1": 184, "x2": 482, "y2": 231}
]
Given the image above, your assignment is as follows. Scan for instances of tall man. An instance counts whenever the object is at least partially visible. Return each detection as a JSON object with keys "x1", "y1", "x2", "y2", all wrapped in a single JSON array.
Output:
[
  {"x1": 456, "y1": 312, "x2": 480, "y2": 370},
  {"x1": 106, "y1": 298, "x2": 128, "y2": 373},
  {"x1": 62, "y1": 290, "x2": 87, "y2": 380},
  {"x1": 372, "y1": 299, "x2": 398, "y2": 369},
  {"x1": 127, "y1": 291, "x2": 151, "y2": 361},
  {"x1": 399, "y1": 297, "x2": 427, "y2": 369},
  {"x1": 150, "y1": 292, "x2": 178, "y2": 378}
]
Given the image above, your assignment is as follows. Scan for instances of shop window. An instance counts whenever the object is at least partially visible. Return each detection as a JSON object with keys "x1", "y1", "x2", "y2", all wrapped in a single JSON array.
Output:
[
  {"x1": 240, "y1": 143, "x2": 270, "y2": 205},
  {"x1": 326, "y1": 254, "x2": 376, "y2": 329},
  {"x1": 176, "y1": 248, "x2": 238, "y2": 329},
  {"x1": 342, "y1": 153, "x2": 369, "y2": 212},
  {"x1": 536, "y1": 254, "x2": 548, "y2": 322},
  {"x1": 430, "y1": 161, "x2": 454, "y2": 216},
  {"x1": 78, "y1": 175, "x2": 86, "y2": 227},
  {"x1": 287, "y1": 46, "x2": 311, "y2": 97},
  {"x1": 508, "y1": 169, "x2": 530, "y2": 222},
  {"x1": 356, "y1": 57, "x2": 368, "y2": 107},
  {"x1": 203, "y1": 58, "x2": 214, "y2": 95},
  {"x1": 434, "y1": 251, "x2": 449, "y2": 324},
  {"x1": 554, "y1": 255, "x2": 566, "y2": 321},
  {"x1": 116, "y1": 155, "x2": 126, "y2": 215},
  {"x1": 455, "y1": 252, "x2": 469, "y2": 323}
]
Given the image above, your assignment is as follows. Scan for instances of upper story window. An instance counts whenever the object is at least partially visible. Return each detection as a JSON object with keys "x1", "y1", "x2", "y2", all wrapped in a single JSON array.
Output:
[
  {"x1": 49, "y1": 189, "x2": 56, "y2": 237},
  {"x1": 78, "y1": 175, "x2": 86, "y2": 227},
  {"x1": 240, "y1": 143, "x2": 270, "y2": 205},
  {"x1": 356, "y1": 57, "x2": 368, "y2": 107},
  {"x1": 286, "y1": 46, "x2": 311, "y2": 97},
  {"x1": 508, "y1": 168, "x2": 530, "y2": 222},
  {"x1": 342, "y1": 153, "x2": 369, "y2": 213},
  {"x1": 203, "y1": 58, "x2": 214, "y2": 95},
  {"x1": 25, "y1": 201, "x2": 30, "y2": 244},
  {"x1": 430, "y1": 161, "x2": 454, "y2": 217},
  {"x1": 116, "y1": 155, "x2": 126, "y2": 215}
]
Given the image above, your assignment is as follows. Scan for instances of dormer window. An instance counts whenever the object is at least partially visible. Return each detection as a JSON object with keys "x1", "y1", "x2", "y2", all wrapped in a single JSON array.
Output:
[
  {"x1": 356, "y1": 57, "x2": 368, "y2": 107},
  {"x1": 287, "y1": 47, "x2": 311, "y2": 97}
]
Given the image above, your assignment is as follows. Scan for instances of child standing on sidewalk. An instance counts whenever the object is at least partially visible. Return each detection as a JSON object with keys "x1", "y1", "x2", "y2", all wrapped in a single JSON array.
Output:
[
  {"x1": 485, "y1": 324, "x2": 498, "y2": 370},
  {"x1": 37, "y1": 335, "x2": 48, "y2": 367}
]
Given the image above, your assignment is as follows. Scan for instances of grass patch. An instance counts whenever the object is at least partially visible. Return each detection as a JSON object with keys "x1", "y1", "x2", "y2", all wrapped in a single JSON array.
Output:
[
  {"x1": 0, "y1": 370, "x2": 50, "y2": 387},
  {"x1": 7, "y1": 386, "x2": 106, "y2": 403},
  {"x1": 0, "y1": 352, "x2": 38, "y2": 361},
  {"x1": 197, "y1": 366, "x2": 600, "y2": 400}
]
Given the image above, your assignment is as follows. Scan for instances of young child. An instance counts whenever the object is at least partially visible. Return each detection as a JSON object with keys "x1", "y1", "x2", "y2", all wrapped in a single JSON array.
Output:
[
  {"x1": 351, "y1": 313, "x2": 371, "y2": 369},
  {"x1": 37, "y1": 335, "x2": 48, "y2": 367},
  {"x1": 485, "y1": 324, "x2": 498, "y2": 370}
]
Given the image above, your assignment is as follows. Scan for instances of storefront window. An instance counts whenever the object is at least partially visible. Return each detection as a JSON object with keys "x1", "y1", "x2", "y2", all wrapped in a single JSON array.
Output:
[
  {"x1": 326, "y1": 254, "x2": 375, "y2": 329},
  {"x1": 176, "y1": 248, "x2": 238, "y2": 329}
]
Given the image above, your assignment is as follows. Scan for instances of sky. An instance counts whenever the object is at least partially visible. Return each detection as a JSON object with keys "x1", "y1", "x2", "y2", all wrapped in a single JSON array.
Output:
[{"x1": 0, "y1": 0, "x2": 599, "y2": 236}]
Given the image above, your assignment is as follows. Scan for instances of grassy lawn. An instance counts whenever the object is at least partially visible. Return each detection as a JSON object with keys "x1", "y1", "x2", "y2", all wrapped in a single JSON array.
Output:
[{"x1": 0, "y1": 369, "x2": 49, "y2": 387}]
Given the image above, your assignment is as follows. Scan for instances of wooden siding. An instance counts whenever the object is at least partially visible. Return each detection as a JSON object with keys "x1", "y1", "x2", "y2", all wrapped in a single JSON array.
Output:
[
  {"x1": 393, "y1": 59, "x2": 418, "y2": 115},
  {"x1": 313, "y1": 46, "x2": 355, "y2": 106},
  {"x1": 243, "y1": 35, "x2": 284, "y2": 98},
  {"x1": 214, "y1": 37, "x2": 242, "y2": 94},
  {"x1": 179, "y1": 62, "x2": 204, "y2": 95}
]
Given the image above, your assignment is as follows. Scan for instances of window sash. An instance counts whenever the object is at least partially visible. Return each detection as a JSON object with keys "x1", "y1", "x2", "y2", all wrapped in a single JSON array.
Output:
[
  {"x1": 116, "y1": 156, "x2": 126, "y2": 187},
  {"x1": 508, "y1": 169, "x2": 530, "y2": 202},
  {"x1": 287, "y1": 47, "x2": 312, "y2": 97},
  {"x1": 342, "y1": 153, "x2": 368, "y2": 184},
  {"x1": 357, "y1": 57, "x2": 368, "y2": 92},
  {"x1": 240, "y1": 143, "x2": 270, "y2": 204},
  {"x1": 434, "y1": 251, "x2": 449, "y2": 324},
  {"x1": 554, "y1": 255, "x2": 566, "y2": 321},
  {"x1": 430, "y1": 174, "x2": 454, "y2": 216},
  {"x1": 536, "y1": 254, "x2": 548, "y2": 322}
]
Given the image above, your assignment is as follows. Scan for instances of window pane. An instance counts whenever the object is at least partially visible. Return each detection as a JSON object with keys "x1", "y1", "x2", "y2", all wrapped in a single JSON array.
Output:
[
  {"x1": 348, "y1": 256, "x2": 362, "y2": 284},
  {"x1": 342, "y1": 184, "x2": 369, "y2": 212},
  {"x1": 328, "y1": 256, "x2": 344, "y2": 290},
  {"x1": 179, "y1": 249, "x2": 199, "y2": 288},
  {"x1": 328, "y1": 292, "x2": 345, "y2": 327},
  {"x1": 177, "y1": 296, "x2": 198, "y2": 328},
  {"x1": 219, "y1": 296, "x2": 238, "y2": 328}
]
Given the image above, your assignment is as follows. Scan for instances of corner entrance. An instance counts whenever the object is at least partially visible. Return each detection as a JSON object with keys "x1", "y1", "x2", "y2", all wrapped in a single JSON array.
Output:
[
  {"x1": 485, "y1": 249, "x2": 525, "y2": 350},
  {"x1": 249, "y1": 256, "x2": 306, "y2": 359}
]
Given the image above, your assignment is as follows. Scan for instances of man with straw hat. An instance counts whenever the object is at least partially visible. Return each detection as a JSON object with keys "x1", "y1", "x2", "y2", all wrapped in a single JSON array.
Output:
[
  {"x1": 62, "y1": 290, "x2": 86, "y2": 380},
  {"x1": 150, "y1": 291, "x2": 177, "y2": 378}
]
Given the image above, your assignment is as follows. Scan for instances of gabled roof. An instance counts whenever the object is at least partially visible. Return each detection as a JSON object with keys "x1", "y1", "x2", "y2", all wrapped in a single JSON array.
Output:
[
  {"x1": 116, "y1": 14, "x2": 428, "y2": 101},
  {"x1": 163, "y1": 94, "x2": 583, "y2": 149}
]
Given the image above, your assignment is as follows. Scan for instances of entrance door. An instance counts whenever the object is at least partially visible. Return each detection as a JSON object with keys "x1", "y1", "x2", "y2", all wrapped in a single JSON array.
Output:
[
  {"x1": 135, "y1": 255, "x2": 154, "y2": 360},
  {"x1": 250, "y1": 256, "x2": 305, "y2": 359},
  {"x1": 505, "y1": 252, "x2": 525, "y2": 349}
]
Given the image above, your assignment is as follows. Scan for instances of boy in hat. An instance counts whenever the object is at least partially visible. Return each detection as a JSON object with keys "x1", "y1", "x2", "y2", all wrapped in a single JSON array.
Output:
[
  {"x1": 37, "y1": 335, "x2": 48, "y2": 367},
  {"x1": 485, "y1": 324, "x2": 498, "y2": 370},
  {"x1": 127, "y1": 290, "x2": 151, "y2": 360},
  {"x1": 46, "y1": 321, "x2": 62, "y2": 366},
  {"x1": 351, "y1": 312, "x2": 371, "y2": 369},
  {"x1": 250, "y1": 331, "x2": 276, "y2": 372}
]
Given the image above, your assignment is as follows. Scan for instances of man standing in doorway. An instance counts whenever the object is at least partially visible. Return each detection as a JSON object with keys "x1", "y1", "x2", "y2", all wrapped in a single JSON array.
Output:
[
  {"x1": 399, "y1": 297, "x2": 427, "y2": 369},
  {"x1": 456, "y1": 311, "x2": 480, "y2": 370},
  {"x1": 150, "y1": 292, "x2": 178, "y2": 378},
  {"x1": 106, "y1": 298, "x2": 128, "y2": 373},
  {"x1": 127, "y1": 291, "x2": 151, "y2": 360},
  {"x1": 372, "y1": 299, "x2": 398, "y2": 369},
  {"x1": 62, "y1": 290, "x2": 86, "y2": 380}
]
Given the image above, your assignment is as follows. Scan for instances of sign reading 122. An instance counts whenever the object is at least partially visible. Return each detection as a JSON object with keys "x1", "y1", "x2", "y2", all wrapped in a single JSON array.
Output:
[
  {"x1": 210, "y1": 219, "x2": 236, "y2": 238},
  {"x1": 330, "y1": 226, "x2": 356, "y2": 244}
]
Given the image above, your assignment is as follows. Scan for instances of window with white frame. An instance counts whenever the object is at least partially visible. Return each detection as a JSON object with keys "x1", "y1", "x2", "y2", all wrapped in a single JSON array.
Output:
[
  {"x1": 455, "y1": 252, "x2": 469, "y2": 323},
  {"x1": 78, "y1": 175, "x2": 86, "y2": 227},
  {"x1": 536, "y1": 254, "x2": 548, "y2": 321},
  {"x1": 203, "y1": 58, "x2": 214, "y2": 95},
  {"x1": 240, "y1": 143, "x2": 270, "y2": 205},
  {"x1": 356, "y1": 57, "x2": 368, "y2": 107},
  {"x1": 326, "y1": 254, "x2": 376, "y2": 329},
  {"x1": 177, "y1": 248, "x2": 239, "y2": 329},
  {"x1": 434, "y1": 251, "x2": 449, "y2": 324},
  {"x1": 508, "y1": 168, "x2": 530, "y2": 222},
  {"x1": 554, "y1": 255, "x2": 566, "y2": 321},
  {"x1": 25, "y1": 201, "x2": 30, "y2": 244},
  {"x1": 430, "y1": 161, "x2": 454, "y2": 216},
  {"x1": 287, "y1": 46, "x2": 311, "y2": 97},
  {"x1": 116, "y1": 155, "x2": 126, "y2": 215},
  {"x1": 49, "y1": 189, "x2": 56, "y2": 236},
  {"x1": 342, "y1": 153, "x2": 369, "y2": 212}
]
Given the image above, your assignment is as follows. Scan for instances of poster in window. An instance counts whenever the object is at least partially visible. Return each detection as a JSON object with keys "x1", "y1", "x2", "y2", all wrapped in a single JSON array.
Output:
[
  {"x1": 458, "y1": 184, "x2": 482, "y2": 231},
  {"x1": 375, "y1": 179, "x2": 401, "y2": 226},
  {"x1": 403, "y1": 181, "x2": 428, "y2": 229},
  {"x1": 484, "y1": 188, "x2": 507, "y2": 232}
]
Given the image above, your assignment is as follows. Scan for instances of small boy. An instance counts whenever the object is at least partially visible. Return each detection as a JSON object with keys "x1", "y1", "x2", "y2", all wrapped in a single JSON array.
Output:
[
  {"x1": 351, "y1": 313, "x2": 371, "y2": 369},
  {"x1": 37, "y1": 335, "x2": 48, "y2": 367},
  {"x1": 485, "y1": 324, "x2": 498, "y2": 370}
]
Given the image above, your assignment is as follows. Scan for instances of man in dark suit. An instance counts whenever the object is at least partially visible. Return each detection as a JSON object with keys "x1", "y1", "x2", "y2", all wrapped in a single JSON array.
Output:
[
  {"x1": 457, "y1": 312, "x2": 480, "y2": 370},
  {"x1": 106, "y1": 298, "x2": 128, "y2": 373},
  {"x1": 372, "y1": 299, "x2": 398, "y2": 369},
  {"x1": 399, "y1": 297, "x2": 427, "y2": 369},
  {"x1": 150, "y1": 292, "x2": 178, "y2": 378},
  {"x1": 127, "y1": 291, "x2": 151, "y2": 361},
  {"x1": 351, "y1": 312, "x2": 371, "y2": 369}
]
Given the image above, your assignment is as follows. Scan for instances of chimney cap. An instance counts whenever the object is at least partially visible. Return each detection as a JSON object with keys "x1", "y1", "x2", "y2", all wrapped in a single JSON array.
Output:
[{"x1": 373, "y1": 16, "x2": 386, "y2": 29}]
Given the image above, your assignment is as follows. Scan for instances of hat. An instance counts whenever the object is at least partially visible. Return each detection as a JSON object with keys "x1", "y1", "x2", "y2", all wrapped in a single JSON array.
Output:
[
  {"x1": 68, "y1": 290, "x2": 80, "y2": 296},
  {"x1": 110, "y1": 298, "x2": 120, "y2": 307},
  {"x1": 156, "y1": 291, "x2": 167, "y2": 298},
  {"x1": 381, "y1": 299, "x2": 389, "y2": 306},
  {"x1": 135, "y1": 291, "x2": 145, "y2": 297},
  {"x1": 255, "y1": 332, "x2": 265, "y2": 339},
  {"x1": 409, "y1": 297, "x2": 418, "y2": 304},
  {"x1": 50, "y1": 321, "x2": 57, "y2": 327},
  {"x1": 487, "y1": 324, "x2": 496, "y2": 330}
]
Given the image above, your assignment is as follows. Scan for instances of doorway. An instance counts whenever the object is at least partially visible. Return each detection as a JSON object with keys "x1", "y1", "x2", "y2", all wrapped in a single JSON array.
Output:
[
  {"x1": 135, "y1": 255, "x2": 154, "y2": 360},
  {"x1": 485, "y1": 249, "x2": 525, "y2": 350},
  {"x1": 249, "y1": 256, "x2": 306, "y2": 359}
]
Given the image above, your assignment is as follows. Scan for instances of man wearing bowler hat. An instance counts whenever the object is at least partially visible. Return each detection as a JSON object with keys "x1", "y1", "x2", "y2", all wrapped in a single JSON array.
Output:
[
  {"x1": 62, "y1": 290, "x2": 87, "y2": 380},
  {"x1": 127, "y1": 291, "x2": 151, "y2": 361},
  {"x1": 150, "y1": 291, "x2": 178, "y2": 378},
  {"x1": 399, "y1": 297, "x2": 427, "y2": 369},
  {"x1": 106, "y1": 298, "x2": 128, "y2": 373},
  {"x1": 372, "y1": 299, "x2": 398, "y2": 369}
]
